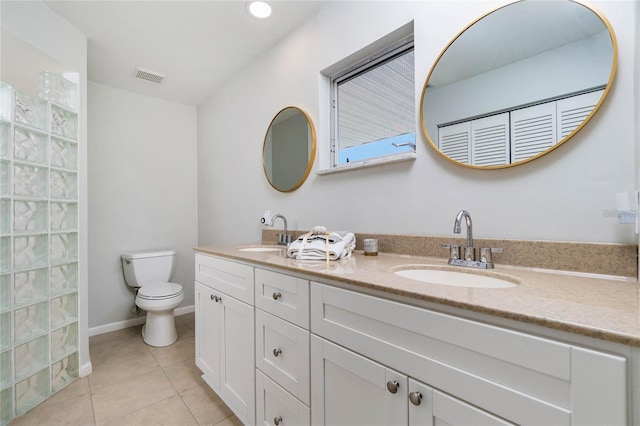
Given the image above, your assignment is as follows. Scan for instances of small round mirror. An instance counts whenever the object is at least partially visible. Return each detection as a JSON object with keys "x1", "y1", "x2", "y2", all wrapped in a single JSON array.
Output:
[
  {"x1": 263, "y1": 106, "x2": 316, "y2": 192},
  {"x1": 420, "y1": 0, "x2": 617, "y2": 169}
]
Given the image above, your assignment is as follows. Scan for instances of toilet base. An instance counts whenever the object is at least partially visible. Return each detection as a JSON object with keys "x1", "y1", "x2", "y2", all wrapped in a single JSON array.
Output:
[{"x1": 141, "y1": 311, "x2": 178, "y2": 347}]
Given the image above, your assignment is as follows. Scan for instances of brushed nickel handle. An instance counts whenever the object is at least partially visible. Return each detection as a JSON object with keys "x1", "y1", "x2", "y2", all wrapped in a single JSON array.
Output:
[
  {"x1": 273, "y1": 348, "x2": 282, "y2": 357},
  {"x1": 272, "y1": 292, "x2": 282, "y2": 300},
  {"x1": 274, "y1": 416, "x2": 283, "y2": 425},
  {"x1": 409, "y1": 391, "x2": 422, "y2": 406},
  {"x1": 386, "y1": 380, "x2": 399, "y2": 394}
]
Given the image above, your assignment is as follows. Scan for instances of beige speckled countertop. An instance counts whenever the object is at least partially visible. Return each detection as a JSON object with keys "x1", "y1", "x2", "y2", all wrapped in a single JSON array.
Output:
[{"x1": 194, "y1": 244, "x2": 640, "y2": 347}]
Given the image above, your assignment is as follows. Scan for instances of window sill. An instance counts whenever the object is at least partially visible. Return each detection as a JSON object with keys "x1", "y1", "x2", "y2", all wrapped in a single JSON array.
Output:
[{"x1": 317, "y1": 152, "x2": 417, "y2": 175}]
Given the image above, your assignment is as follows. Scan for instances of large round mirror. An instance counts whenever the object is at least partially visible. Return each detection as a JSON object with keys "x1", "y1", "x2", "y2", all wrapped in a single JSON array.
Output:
[
  {"x1": 420, "y1": 0, "x2": 617, "y2": 169},
  {"x1": 263, "y1": 106, "x2": 316, "y2": 192}
]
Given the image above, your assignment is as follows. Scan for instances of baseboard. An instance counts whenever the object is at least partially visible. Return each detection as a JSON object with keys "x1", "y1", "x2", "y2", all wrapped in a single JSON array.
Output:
[
  {"x1": 79, "y1": 362, "x2": 92, "y2": 378},
  {"x1": 88, "y1": 304, "x2": 194, "y2": 337},
  {"x1": 175, "y1": 305, "x2": 195, "y2": 316}
]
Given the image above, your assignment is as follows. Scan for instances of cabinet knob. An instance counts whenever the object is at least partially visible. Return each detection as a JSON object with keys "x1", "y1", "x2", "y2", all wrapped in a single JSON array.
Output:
[
  {"x1": 409, "y1": 391, "x2": 422, "y2": 406},
  {"x1": 273, "y1": 348, "x2": 282, "y2": 357},
  {"x1": 272, "y1": 292, "x2": 282, "y2": 300},
  {"x1": 386, "y1": 380, "x2": 399, "y2": 394},
  {"x1": 211, "y1": 295, "x2": 222, "y2": 303},
  {"x1": 210, "y1": 294, "x2": 215, "y2": 301},
  {"x1": 274, "y1": 416, "x2": 283, "y2": 425}
]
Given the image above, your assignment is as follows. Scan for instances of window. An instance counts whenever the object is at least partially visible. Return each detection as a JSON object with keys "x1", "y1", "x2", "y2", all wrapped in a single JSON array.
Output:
[{"x1": 330, "y1": 37, "x2": 415, "y2": 168}]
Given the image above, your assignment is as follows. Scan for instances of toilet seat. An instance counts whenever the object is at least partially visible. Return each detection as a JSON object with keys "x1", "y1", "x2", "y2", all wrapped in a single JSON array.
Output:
[{"x1": 138, "y1": 282, "x2": 183, "y2": 300}]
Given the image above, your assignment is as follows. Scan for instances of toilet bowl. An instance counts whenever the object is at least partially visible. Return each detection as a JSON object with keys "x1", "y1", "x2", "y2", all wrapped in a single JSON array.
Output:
[
  {"x1": 121, "y1": 250, "x2": 184, "y2": 347},
  {"x1": 136, "y1": 282, "x2": 184, "y2": 346}
]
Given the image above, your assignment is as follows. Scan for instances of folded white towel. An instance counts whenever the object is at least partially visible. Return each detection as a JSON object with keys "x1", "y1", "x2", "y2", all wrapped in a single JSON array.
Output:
[{"x1": 287, "y1": 231, "x2": 356, "y2": 260}]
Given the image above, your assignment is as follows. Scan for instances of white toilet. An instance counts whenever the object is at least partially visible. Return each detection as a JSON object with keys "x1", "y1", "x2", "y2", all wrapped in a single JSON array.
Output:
[{"x1": 121, "y1": 249, "x2": 184, "y2": 347}]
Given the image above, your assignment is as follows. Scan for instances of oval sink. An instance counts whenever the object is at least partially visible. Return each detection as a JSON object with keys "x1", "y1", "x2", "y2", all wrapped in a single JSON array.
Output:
[
  {"x1": 236, "y1": 245, "x2": 284, "y2": 252},
  {"x1": 393, "y1": 265, "x2": 518, "y2": 288}
]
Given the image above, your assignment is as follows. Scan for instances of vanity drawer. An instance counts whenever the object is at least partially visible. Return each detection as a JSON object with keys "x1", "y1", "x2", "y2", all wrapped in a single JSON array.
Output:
[
  {"x1": 195, "y1": 253, "x2": 254, "y2": 304},
  {"x1": 256, "y1": 370, "x2": 310, "y2": 426},
  {"x1": 256, "y1": 309, "x2": 310, "y2": 405},
  {"x1": 255, "y1": 268, "x2": 309, "y2": 329}
]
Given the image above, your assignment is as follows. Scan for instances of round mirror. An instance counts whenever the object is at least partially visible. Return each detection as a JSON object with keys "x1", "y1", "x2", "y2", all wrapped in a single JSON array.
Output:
[
  {"x1": 420, "y1": 0, "x2": 617, "y2": 169},
  {"x1": 263, "y1": 106, "x2": 316, "y2": 192}
]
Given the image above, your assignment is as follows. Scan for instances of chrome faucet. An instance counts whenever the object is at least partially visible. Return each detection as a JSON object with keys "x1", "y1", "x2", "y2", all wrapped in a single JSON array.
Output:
[
  {"x1": 443, "y1": 210, "x2": 502, "y2": 269},
  {"x1": 453, "y1": 209, "x2": 473, "y2": 254},
  {"x1": 269, "y1": 214, "x2": 291, "y2": 246}
]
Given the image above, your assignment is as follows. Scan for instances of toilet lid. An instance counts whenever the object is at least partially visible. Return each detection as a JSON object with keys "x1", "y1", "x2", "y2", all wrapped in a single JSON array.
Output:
[{"x1": 138, "y1": 282, "x2": 183, "y2": 300}]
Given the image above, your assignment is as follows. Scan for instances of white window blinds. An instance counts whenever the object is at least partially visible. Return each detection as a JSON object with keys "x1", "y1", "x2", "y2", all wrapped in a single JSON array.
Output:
[{"x1": 333, "y1": 44, "x2": 415, "y2": 165}]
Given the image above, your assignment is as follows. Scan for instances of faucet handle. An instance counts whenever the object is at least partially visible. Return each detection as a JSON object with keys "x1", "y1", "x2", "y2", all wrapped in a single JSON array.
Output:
[
  {"x1": 463, "y1": 246, "x2": 476, "y2": 261},
  {"x1": 277, "y1": 233, "x2": 292, "y2": 246},
  {"x1": 480, "y1": 247, "x2": 503, "y2": 263},
  {"x1": 441, "y1": 244, "x2": 460, "y2": 260}
]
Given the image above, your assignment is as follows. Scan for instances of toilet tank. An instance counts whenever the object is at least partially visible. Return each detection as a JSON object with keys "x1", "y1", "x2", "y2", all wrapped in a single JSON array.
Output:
[{"x1": 121, "y1": 249, "x2": 176, "y2": 287}]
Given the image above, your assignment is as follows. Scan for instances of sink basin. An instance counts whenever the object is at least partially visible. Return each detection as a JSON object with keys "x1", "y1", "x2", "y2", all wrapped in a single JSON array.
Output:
[
  {"x1": 236, "y1": 245, "x2": 284, "y2": 252},
  {"x1": 393, "y1": 265, "x2": 518, "y2": 288}
]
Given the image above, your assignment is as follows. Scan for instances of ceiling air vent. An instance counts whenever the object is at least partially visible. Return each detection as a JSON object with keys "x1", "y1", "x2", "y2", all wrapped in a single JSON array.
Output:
[{"x1": 134, "y1": 67, "x2": 165, "y2": 84}]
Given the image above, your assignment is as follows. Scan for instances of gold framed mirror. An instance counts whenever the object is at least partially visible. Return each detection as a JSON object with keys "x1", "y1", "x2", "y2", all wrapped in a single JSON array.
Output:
[
  {"x1": 420, "y1": 0, "x2": 617, "y2": 169},
  {"x1": 263, "y1": 106, "x2": 316, "y2": 192}
]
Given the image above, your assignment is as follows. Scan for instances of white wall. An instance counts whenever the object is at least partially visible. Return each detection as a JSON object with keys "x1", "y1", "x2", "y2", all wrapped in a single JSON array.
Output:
[
  {"x1": 0, "y1": 0, "x2": 91, "y2": 374},
  {"x1": 198, "y1": 0, "x2": 638, "y2": 246},
  {"x1": 87, "y1": 82, "x2": 197, "y2": 329}
]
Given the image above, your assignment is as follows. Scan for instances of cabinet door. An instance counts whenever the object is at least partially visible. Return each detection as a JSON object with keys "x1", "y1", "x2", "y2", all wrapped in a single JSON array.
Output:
[
  {"x1": 311, "y1": 335, "x2": 407, "y2": 426},
  {"x1": 432, "y1": 389, "x2": 514, "y2": 426},
  {"x1": 556, "y1": 89, "x2": 604, "y2": 139},
  {"x1": 510, "y1": 102, "x2": 556, "y2": 163},
  {"x1": 438, "y1": 121, "x2": 471, "y2": 164},
  {"x1": 471, "y1": 113, "x2": 509, "y2": 166},
  {"x1": 408, "y1": 378, "x2": 433, "y2": 425},
  {"x1": 407, "y1": 378, "x2": 514, "y2": 426},
  {"x1": 195, "y1": 282, "x2": 221, "y2": 390},
  {"x1": 219, "y1": 292, "x2": 255, "y2": 426}
]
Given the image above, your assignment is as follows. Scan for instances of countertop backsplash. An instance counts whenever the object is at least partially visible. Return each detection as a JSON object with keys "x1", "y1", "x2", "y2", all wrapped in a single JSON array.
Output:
[{"x1": 262, "y1": 229, "x2": 638, "y2": 278}]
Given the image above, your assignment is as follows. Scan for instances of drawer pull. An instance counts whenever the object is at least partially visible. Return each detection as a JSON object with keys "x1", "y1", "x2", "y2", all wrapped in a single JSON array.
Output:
[
  {"x1": 272, "y1": 292, "x2": 282, "y2": 300},
  {"x1": 409, "y1": 391, "x2": 422, "y2": 406},
  {"x1": 273, "y1": 348, "x2": 282, "y2": 357},
  {"x1": 386, "y1": 380, "x2": 399, "y2": 394},
  {"x1": 274, "y1": 416, "x2": 283, "y2": 425}
]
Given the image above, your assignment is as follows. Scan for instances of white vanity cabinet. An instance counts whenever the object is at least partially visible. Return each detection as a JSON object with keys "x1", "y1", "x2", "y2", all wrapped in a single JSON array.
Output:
[
  {"x1": 194, "y1": 254, "x2": 256, "y2": 425},
  {"x1": 310, "y1": 282, "x2": 627, "y2": 425},
  {"x1": 193, "y1": 250, "x2": 632, "y2": 425},
  {"x1": 254, "y1": 268, "x2": 311, "y2": 425}
]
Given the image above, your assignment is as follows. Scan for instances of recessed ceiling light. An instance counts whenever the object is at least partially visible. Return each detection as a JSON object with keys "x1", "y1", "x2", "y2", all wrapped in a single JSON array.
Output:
[{"x1": 248, "y1": 1, "x2": 272, "y2": 18}]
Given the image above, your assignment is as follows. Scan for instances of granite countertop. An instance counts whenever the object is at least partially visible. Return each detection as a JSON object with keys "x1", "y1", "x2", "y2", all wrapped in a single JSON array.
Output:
[{"x1": 194, "y1": 244, "x2": 640, "y2": 347}]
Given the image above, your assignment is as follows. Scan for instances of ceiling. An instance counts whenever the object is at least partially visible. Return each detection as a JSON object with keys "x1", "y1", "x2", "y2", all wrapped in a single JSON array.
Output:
[{"x1": 44, "y1": 1, "x2": 326, "y2": 106}]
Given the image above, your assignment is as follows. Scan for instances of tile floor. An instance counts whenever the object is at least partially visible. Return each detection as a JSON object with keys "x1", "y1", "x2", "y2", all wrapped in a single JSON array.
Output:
[{"x1": 10, "y1": 313, "x2": 242, "y2": 426}]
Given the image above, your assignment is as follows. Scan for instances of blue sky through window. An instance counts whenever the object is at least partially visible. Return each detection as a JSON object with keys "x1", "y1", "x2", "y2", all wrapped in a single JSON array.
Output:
[{"x1": 338, "y1": 132, "x2": 416, "y2": 164}]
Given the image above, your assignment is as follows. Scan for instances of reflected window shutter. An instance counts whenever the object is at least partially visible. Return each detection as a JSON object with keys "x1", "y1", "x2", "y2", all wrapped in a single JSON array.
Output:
[
  {"x1": 510, "y1": 102, "x2": 556, "y2": 163},
  {"x1": 557, "y1": 89, "x2": 604, "y2": 139},
  {"x1": 471, "y1": 113, "x2": 509, "y2": 166},
  {"x1": 439, "y1": 122, "x2": 471, "y2": 164}
]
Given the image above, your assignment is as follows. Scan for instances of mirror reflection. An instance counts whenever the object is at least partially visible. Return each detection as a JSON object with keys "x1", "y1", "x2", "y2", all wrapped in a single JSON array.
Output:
[
  {"x1": 420, "y1": 0, "x2": 617, "y2": 169},
  {"x1": 263, "y1": 106, "x2": 316, "y2": 192}
]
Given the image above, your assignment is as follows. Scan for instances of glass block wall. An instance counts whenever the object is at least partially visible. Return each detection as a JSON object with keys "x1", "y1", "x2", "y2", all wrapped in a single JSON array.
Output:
[{"x1": 0, "y1": 72, "x2": 79, "y2": 425}]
